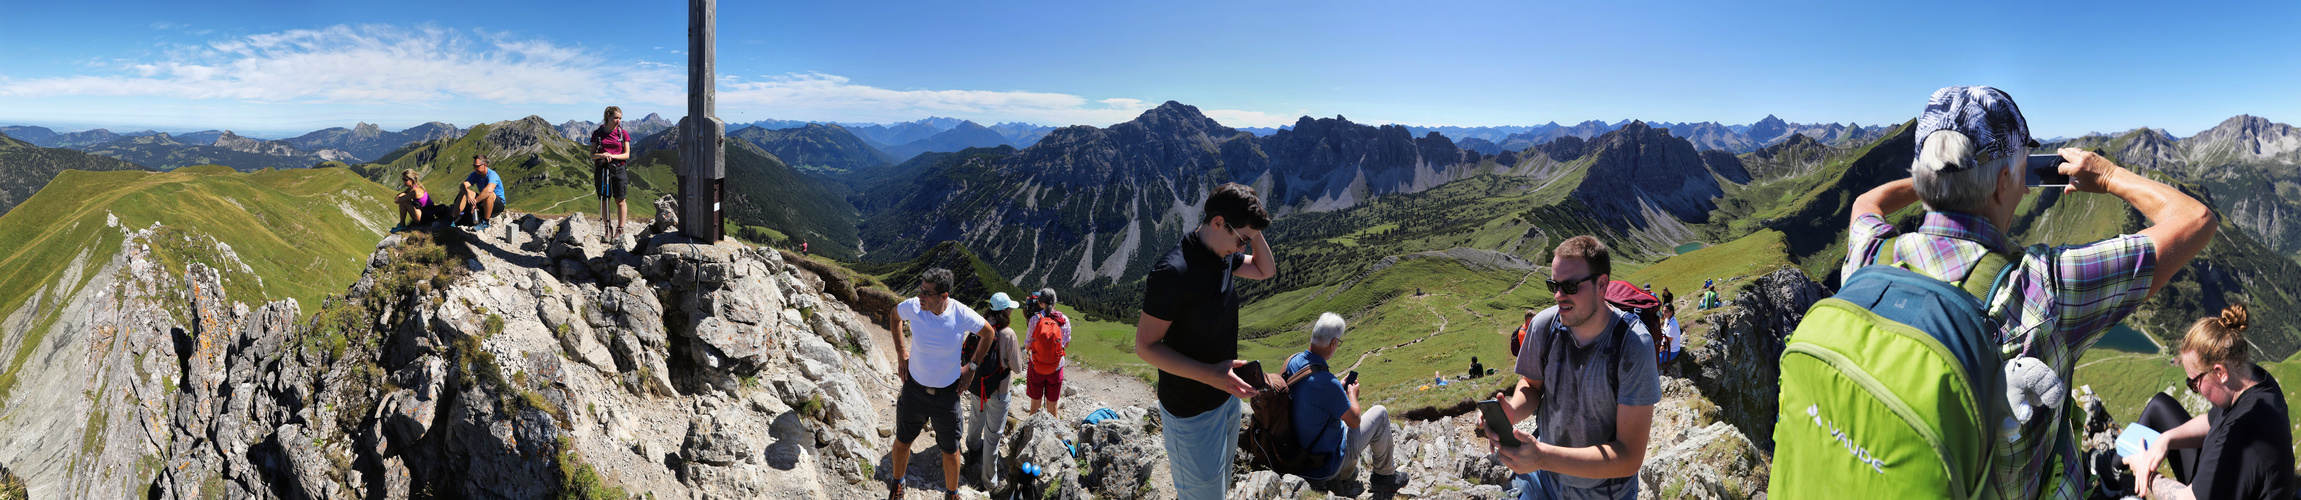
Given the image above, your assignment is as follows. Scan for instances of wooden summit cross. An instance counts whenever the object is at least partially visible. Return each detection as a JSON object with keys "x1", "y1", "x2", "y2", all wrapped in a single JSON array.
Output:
[{"x1": 677, "y1": 0, "x2": 725, "y2": 243}]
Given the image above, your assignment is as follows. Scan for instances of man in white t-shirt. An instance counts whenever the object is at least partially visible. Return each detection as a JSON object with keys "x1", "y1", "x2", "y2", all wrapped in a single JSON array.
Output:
[{"x1": 886, "y1": 268, "x2": 998, "y2": 500}]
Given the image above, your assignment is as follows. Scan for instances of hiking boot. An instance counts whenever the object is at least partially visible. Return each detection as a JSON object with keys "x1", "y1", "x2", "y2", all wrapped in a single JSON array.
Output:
[
  {"x1": 1370, "y1": 472, "x2": 1410, "y2": 493},
  {"x1": 390, "y1": 224, "x2": 405, "y2": 233}
]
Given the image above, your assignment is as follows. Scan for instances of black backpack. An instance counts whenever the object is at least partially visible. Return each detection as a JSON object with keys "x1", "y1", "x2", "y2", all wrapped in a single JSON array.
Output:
[
  {"x1": 1240, "y1": 354, "x2": 1332, "y2": 476},
  {"x1": 962, "y1": 331, "x2": 1012, "y2": 397}
]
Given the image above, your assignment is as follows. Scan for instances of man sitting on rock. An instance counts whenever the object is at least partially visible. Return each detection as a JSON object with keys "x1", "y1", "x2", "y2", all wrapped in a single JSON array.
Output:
[
  {"x1": 886, "y1": 268, "x2": 999, "y2": 500},
  {"x1": 454, "y1": 154, "x2": 505, "y2": 230},
  {"x1": 1288, "y1": 312, "x2": 1409, "y2": 494}
]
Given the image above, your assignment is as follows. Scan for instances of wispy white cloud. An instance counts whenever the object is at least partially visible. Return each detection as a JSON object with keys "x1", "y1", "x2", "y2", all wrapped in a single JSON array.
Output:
[
  {"x1": 0, "y1": 24, "x2": 660, "y2": 106},
  {"x1": 0, "y1": 24, "x2": 1303, "y2": 129}
]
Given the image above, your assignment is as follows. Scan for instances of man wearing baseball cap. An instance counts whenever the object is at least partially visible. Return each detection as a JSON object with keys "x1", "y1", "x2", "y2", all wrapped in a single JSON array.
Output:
[{"x1": 1847, "y1": 86, "x2": 2217, "y2": 498}]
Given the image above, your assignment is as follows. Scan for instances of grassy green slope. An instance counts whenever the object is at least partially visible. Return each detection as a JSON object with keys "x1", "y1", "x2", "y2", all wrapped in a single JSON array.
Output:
[
  {"x1": 1234, "y1": 256, "x2": 1550, "y2": 410},
  {"x1": 0, "y1": 166, "x2": 394, "y2": 398},
  {"x1": 1694, "y1": 120, "x2": 1919, "y2": 285},
  {"x1": 1250, "y1": 174, "x2": 1614, "y2": 308},
  {"x1": 1624, "y1": 229, "x2": 1797, "y2": 307}
]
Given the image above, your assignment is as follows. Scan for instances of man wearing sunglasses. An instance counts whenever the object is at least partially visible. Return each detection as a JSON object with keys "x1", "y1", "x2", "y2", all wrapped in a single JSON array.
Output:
[
  {"x1": 1484, "y1": 235, "x2": 1659, "y2": 500},
  {"x1": 886, "y1": 268, "x2": 998, "y2": 500},
  {"x1": 1135, "y1": 182, "x2": 1278, "y2": 500}
]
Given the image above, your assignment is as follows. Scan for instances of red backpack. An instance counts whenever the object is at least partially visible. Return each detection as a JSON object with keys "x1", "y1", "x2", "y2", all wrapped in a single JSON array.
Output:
[
  {"x1": 1603, "y1": 281, "x2": 1671, "y2": 364},
  {"x1": 1028, "y1": 311, "x2": 1067, "y2": 374}
]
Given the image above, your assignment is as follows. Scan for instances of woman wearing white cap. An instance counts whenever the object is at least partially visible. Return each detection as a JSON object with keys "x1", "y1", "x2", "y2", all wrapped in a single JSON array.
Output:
[{"x1": 962, "y1": 292, "x2": 1025, "y2": 491}]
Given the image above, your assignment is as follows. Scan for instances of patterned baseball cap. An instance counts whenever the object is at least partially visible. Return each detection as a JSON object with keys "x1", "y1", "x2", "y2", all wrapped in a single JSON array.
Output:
[{"x1": 1914, "y1": 86, "x2": 2038, "y2": 171}]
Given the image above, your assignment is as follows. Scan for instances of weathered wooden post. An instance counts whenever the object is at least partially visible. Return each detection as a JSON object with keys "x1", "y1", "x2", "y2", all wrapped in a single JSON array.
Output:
[{"x1": 677, "y1": 0, "x2": 725, "y2": 242}]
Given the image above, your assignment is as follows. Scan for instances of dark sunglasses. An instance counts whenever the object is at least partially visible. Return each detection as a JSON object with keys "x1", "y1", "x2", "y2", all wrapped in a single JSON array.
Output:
[
  {"x1": 1544, "y1": 274, "x2": 1599, "y2": 295},
  {"x1": 2186, "y1": 368, "x2": 2211, "y2": 393},
  {"x1": 1225, "y1": 223, "x2": 1250, "y2": 249}
]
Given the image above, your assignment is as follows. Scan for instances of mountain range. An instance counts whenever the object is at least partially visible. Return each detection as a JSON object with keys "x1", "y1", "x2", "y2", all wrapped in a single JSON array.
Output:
[
  {"x1": 0, "y1": 127, "x2": 162, "y2": 149},
  {"x1": 726, "y1": 123, "x2": 894, "y2": 174},
  {"x1": 2, "y1": 98, "x2": 2301, "y2": 498},
  {"x1": 0, "y1": 130, "x2": 152, "y2": 213},
  {"x1": 284, "y1": 122, "x2": 466, "y2": 162},
  {"x1": 2051, "y1": 115, "x2": 2301, "y2": 261},
  {"x1": 77, "y1": 131, "x2": 351, "y2": 172},
  {"x1": 851, "y1": 101, "x2": 1530, "y2": 315},
  {"x1": 876, "y1": 121, "x2": 1013, "y2": 162},
  {"x1": 552, "y1": 112, "x2": 675, "y2": 145}
]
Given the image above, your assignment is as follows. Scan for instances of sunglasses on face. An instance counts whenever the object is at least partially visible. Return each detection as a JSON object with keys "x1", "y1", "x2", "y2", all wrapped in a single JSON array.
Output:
[
  {"x1": 1226, "y1": 223, "x2": 1250, "y2": 249},
  {"x1": 1544, "y1": 274, "x2": 1599, "y2": 295},
  {"x1": 2187, "y1": 368, "x2": 2210, "y2": 393}
]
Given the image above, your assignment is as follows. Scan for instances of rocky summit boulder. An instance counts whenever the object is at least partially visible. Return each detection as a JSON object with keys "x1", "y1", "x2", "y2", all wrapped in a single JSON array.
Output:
[
  {"x1": 1075, "y1": 407, "x2": 1161, "y2": 500},
  {"x1": 1000, "y1": 413, "x2": 1085, "y2": 500},
  {"x1": 111, "y1": 214, "x2": 907, "y2": 500}
]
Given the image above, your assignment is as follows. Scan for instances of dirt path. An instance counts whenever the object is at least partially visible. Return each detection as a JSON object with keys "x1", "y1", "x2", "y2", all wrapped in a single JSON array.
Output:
[
  {"x1": 536, "y1": 192, "x2": 596, "y2": 215},
  {"x1": 1495, "y1": 269, "x2": 1542, "y2": 298},
  {"x1": 1342, "y1": 295, "x2": 1452, "y2": 374}
]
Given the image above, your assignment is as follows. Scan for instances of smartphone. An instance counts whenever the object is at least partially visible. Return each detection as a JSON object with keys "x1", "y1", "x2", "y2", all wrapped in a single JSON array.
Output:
[
  {"x1": 1233, "y1": 360, "x2": 1269, "y2": 391},
  {"x1": 1344, "y1": 371, "x2": 1359, "y2": 386},
  {"x1": 2025, "y1": 154, "x2": 2072, "y2": 188},
  {"x1": 1478, "y1": 399, "x2": 1522, "y2": 448}
]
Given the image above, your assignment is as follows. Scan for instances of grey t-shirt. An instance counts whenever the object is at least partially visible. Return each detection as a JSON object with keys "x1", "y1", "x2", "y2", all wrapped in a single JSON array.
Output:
[{"x1": 1511, "y1": 305, "x2": 1661, "y2": 495}]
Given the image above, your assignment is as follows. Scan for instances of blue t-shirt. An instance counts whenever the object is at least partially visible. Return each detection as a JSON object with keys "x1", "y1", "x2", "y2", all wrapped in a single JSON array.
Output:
[
  {"x1": 465, "y1": 169, "x2": 506, "y2": 201},
  {"x1": 1284, "y1": 350, "x2": 1348, "y2": 479}
]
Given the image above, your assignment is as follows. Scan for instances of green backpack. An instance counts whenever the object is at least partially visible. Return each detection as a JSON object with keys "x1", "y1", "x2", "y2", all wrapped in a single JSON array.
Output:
[{"x1": 1768, "y1": 247, "x2": 2016, "y2": 500}]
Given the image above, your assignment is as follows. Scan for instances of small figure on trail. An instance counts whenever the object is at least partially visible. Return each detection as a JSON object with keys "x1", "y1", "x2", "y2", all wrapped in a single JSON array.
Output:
[{"x1": 591, "y1": 106, "x2": 632, "y2": 243}]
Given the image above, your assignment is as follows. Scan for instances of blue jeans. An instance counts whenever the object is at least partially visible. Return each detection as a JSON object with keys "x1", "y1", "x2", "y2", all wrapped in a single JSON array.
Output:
[
  {"x1": 1160, "y1": 397, "x2": 1241, "y2": 500},
  {"x1": 1512, "y1": 470, "x2": 1638, "y2": 500}
]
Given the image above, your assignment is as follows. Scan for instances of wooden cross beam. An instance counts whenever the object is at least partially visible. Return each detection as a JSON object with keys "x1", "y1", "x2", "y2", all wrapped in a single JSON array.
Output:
[{"x1": 677, "y1": 0, "x2": 725, "y2": 242}]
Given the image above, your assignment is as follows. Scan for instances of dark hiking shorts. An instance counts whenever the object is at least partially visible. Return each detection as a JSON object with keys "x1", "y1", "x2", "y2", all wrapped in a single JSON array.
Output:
[
  {"x1": 894, "y1": 377, "x2": 963, "y2": 453},
  {"x1": 595, "y1": 164, "x2": 627, "y2": 200}
]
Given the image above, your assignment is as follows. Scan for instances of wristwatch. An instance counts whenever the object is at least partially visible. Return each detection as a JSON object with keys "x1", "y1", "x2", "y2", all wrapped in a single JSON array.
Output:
[{"x1": 965, "y1": 362, "x2": 978, "y2": 371}]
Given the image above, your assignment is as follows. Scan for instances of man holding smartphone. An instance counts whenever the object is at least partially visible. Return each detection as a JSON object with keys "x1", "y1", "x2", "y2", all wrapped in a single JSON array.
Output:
[
  {"x1": 1485, "y1": 235, "x2": 1660, "y2": 500},
  {"x1": 1135, "y1": 183, "x2": 1279, "y2": 500},
  {"x1": 1285, "y1": 312, "x2": 1407, "y2": 493}
]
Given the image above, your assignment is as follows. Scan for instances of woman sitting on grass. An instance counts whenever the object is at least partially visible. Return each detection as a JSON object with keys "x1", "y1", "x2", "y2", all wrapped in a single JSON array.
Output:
[{"x1": 393, "y1": 169, "x2": 430, "y2": 232}]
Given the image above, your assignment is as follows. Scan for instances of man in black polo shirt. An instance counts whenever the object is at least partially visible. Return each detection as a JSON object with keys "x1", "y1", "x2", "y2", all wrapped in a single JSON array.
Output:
[{"x1": 1134, "y1": 183, "x2": 1277, "y2": 500}]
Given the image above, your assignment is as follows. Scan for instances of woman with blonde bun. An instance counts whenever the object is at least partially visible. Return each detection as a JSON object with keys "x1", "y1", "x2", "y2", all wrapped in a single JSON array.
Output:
[{"x1": 2124, "y1": 305, "x2": 2292, "y2": 500}]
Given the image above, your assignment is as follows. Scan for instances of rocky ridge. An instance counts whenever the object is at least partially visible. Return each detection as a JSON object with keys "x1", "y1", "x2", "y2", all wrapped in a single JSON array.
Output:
[{"x1": 0, "y1": 196, "x2": 901, "y2": 498}]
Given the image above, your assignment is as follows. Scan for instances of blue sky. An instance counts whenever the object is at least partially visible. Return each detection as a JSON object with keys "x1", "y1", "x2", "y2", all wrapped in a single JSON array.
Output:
[{"x1": 1, "y1": 0, "x2": 2295, "y2": 139}]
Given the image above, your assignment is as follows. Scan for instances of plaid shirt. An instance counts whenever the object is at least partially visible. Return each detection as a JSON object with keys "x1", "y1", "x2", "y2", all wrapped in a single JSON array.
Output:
[{"x1": 1845, "y1": 211, "x2": 2156, "y2": 500}]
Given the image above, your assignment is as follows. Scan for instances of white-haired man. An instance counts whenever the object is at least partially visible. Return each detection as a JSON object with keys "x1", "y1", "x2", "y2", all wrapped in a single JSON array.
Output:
[
  {"x1": 1285, "y1": 312, "x2": 1407, "y2": 493},
  {"x1": 1849, "y1": 85, "x2": 2217, "y2": 498}
]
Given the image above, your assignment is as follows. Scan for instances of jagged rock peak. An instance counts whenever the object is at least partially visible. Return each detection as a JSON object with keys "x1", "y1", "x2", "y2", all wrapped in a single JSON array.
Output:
[{"x1": 1132, "y1": 101, "x2": 1231, "y2": 131}]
